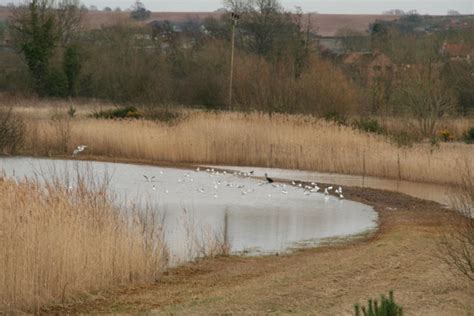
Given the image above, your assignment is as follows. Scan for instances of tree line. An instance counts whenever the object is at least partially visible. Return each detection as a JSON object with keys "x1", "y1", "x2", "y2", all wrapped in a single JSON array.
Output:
[{"x1": 1, "y1": 0, "x2": 473, "y2": 133}]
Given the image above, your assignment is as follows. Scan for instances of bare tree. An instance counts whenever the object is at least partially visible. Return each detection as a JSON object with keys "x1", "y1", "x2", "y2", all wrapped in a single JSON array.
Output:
[
  {"x1": 383, "y1": 9, "x2": 405, "y2": 16},
  {"x1": 0, "y1": 20, "x2": 6, "y2": 44},
  {"x1": 56, "y1": 0, "x2": 84, "y2": 45},
  {"x1": 392, "y1": 65, "x2": 456, "y2": 137},
  {"x1": 223, "y1": 0, "x2": 249, "y2": 14},
  {"x1": 442, "y1": 60, "x2": 474, "y2": 115},
  {"x1": 336, "y1": 28, "x2": 369, "y2": 53},
  {"x1": 224, "y1": 0, "x2": 297, "y2": 56},
  {"x1": 244, "y1": 0, "x2": 285, "y2": 55},
  {"x1": 447, "y1": 10, "x2": 461, "y2": 16},
  {"x1": 439, "y1": 162, "x2": 474, "y2": 281},
  {"x1": 406, "y1": 9, "x2": 419, "y2": 16}
]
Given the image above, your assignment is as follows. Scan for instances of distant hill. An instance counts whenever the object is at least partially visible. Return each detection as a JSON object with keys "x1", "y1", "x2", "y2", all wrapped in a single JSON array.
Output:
[
  {"x1": 0, "y1": 8, "x2": 400, "y2": 37},
  {"x1": 310, "y1": 14, "x2": 400, "y2": 36}
]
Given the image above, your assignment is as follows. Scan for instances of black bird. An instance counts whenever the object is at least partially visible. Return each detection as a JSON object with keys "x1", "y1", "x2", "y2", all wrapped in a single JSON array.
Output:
[{"x1": 264, "y1": 173, "x2": 274, "y2": 184}]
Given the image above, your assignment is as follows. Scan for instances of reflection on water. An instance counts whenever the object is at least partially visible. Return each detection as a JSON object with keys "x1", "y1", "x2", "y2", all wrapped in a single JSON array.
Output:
[
  {"x1": 0, "y1": 157, "x2": 377, "y2": 264},
  {"x1": 210, "y1": 166, "x2": 454, "y2": 205}
]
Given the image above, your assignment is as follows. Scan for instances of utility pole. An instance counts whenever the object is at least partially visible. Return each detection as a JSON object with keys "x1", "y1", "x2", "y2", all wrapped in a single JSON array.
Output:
[{"x1": 228, "y1": 12, "x2": 240, "y2": 110}]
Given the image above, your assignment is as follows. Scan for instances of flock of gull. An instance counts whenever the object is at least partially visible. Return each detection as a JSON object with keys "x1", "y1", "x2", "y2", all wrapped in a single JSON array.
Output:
[
  {"x1": 72, "y1": 144, "x2": 344, "y2": 200},
  {"x1": 143, "y1": 167, "x2": 344, "y2": 200}
]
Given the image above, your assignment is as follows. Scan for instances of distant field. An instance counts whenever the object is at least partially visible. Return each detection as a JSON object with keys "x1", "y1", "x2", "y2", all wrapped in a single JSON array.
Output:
[{"x1": 0, "y1": 7, "x2": 398, "y2": 36}]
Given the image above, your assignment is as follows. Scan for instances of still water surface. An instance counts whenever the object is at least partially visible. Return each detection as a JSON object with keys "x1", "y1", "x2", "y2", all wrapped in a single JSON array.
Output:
[{"x1": 1, "y1": 157, "x2": 377, "y2": 264}]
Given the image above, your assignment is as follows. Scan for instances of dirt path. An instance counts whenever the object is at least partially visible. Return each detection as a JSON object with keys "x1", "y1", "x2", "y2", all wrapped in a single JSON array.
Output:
[{"x1": 44, "y1": 186, "x2": 473, "y2": 315}]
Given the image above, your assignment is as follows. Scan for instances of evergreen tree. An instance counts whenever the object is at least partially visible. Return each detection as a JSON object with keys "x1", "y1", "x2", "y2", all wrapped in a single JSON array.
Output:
[{"x1": 10, "y1": 0, "x2": 58, "y2": 95}]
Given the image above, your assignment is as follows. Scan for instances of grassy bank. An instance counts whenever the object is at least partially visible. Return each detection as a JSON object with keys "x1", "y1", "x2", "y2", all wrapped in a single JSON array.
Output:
[
  {"x1": 0, "y1": 174, "x2": 167, "y2": 313},
  {"x1": 10, "y1": 100, "x2": 473, "y2": 186}
]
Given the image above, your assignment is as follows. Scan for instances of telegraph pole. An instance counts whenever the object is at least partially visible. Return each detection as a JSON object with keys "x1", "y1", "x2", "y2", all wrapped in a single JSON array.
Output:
[{"x1": 228, "y1": 12, "x2": 240, "y2": 110}]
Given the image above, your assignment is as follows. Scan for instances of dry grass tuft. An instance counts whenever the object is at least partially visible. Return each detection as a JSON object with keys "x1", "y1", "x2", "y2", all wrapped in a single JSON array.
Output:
[{"x1": 0, "y1": 172, "x2": 168, "y2": 313}]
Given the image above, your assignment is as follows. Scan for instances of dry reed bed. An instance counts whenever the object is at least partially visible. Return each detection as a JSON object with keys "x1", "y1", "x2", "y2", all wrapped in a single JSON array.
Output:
[
  {"x1": 3, "y1": 98, "x2": 115, "y2": 120},
  {"x1": 24, "y1": 111, "x2": 474, "y2": 186},
  {"x1": 0, "y1": 175, "x2": 167, "y2": 313}
]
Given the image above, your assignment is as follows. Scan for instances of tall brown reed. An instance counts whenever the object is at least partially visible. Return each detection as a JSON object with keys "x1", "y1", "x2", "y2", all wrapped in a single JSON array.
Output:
[
  {"x1": 23, "y1": 110, "x2": 474, "y2": 186},
  {"x1": 0, "y1": 173, "x2": 168, "y2": 313}
]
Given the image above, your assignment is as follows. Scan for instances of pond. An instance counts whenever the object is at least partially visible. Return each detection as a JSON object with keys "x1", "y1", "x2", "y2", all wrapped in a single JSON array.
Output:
[{"x1": 0, "y1": 157, "x2": 378, "y2": 264}]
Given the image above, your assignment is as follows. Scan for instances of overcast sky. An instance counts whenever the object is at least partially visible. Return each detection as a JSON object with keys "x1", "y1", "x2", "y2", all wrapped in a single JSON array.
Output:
[{"x1": 1, "y1": 0, "x2": 473, "y2": 15}]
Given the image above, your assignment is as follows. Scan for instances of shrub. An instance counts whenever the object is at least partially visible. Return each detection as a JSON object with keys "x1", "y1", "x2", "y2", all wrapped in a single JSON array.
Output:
[
  {"x1": 438, "y1": 130, "x2": 454, "y2": 142},
  {"x1": 296, "y1": 57, "x2": 361, "y2": 117},
  {"x1": 352, "y1": 118, "x2": 385, "y2": 134},
  {"x1": 0, "y1": 108, "x2": 25, "y2": 154},
  {"x1": 232, "y1": 54, "x2": 361, "y2": 116},
  {"x1": 463, "y1": 127, "x2": 474, "y2": 144},
  {"x1": 144, "y1": 107, "x2": 183, "y2": 124},
  {"x1": 324, "y1": 110, "x2": 347, "y2": 126},
  {"x1": 389, "y1": 130, "x2": 420, "y2": 148},
  {"x1": 354, "y1": 291, "x2": 403, "y2": 316},
  {"x1": 91, "y1": 106, "x2": 142, "y2": 120}
]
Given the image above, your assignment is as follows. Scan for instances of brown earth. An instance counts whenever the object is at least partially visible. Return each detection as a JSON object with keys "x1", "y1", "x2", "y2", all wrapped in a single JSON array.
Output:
[
  {"x1": 41, "y1": 182, "x2": 474, "y2": 315},
  {"x1": 0, "y1": 8, "x2": 397, "y2": 37}
]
